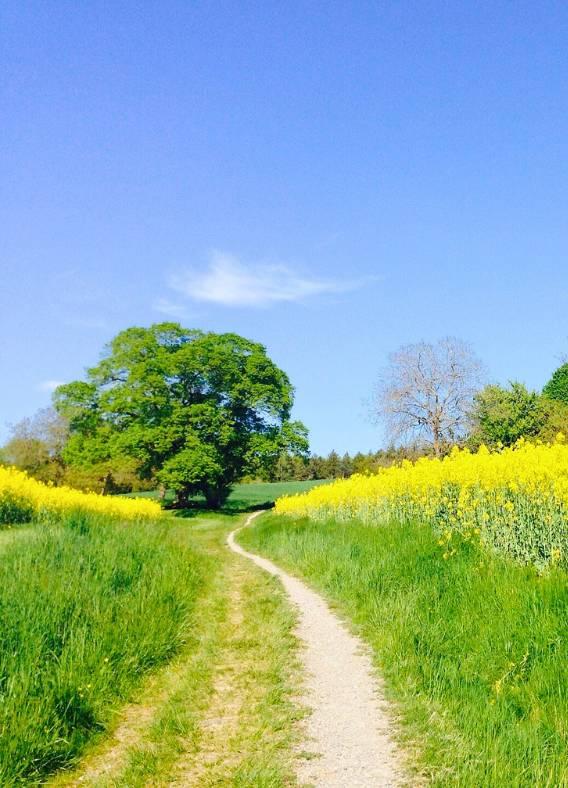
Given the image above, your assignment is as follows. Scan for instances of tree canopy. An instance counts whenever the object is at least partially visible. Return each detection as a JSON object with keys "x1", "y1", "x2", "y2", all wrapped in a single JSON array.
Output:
[
  {"x1": 469, "y1": 381, "x2": 568, "y2": 448},
  {"x1": 469, "y1": 382, "x2": 546, "y2": 447},
  {"x1": 543, "y1": 363, "x2": 568, "y2": 405},
  {"x1": 54, "y1": 323, "x2": 308, "y2": 507}
]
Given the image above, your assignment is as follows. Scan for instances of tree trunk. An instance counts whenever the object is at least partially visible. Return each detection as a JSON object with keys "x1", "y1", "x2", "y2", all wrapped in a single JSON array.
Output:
[
  {"x1": 204, "y1": 485, "x2": 229, "y2": 510},
  {"x1": 432, "y1": 419, "x2": 441, "y2": 457},
  {"x1": 174, "y1": 487, "x2": 191, "y2": 509},
  {"x1": 101, "y1": 471, "x2": 113, "y2": 496}
]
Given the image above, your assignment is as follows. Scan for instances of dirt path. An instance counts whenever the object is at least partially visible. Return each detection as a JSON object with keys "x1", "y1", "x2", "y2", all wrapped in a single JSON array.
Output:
[{"x1": 229, "y1": 513, "x2": 403, "y2": 788}]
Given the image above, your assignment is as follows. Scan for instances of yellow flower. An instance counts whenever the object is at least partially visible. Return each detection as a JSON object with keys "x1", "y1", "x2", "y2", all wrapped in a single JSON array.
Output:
[
  {"x1": 274, "y1": 439, "x2": 568, "y2": 568},
  {"x1": 0, "y1": 466, "x2": 161, "y2": 523}
]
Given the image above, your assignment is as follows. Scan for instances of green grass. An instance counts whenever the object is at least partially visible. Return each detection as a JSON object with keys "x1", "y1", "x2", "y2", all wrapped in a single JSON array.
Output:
[
  {"x1": 0, "y1": 522, "x2": 34, "y2": 553},
  {"x1": 240, "y1": 513, "x2": 568, "y2": 787},
  {"x1": 112, "y1": 518, "x2": 301, "y2": 786},
  {"x1": 126, "y1": 479, "x2": 329, "y2": 511},
  {"x1": 0, "y1": 513, "x2": 202, "y2": 786},
  {"x1": 50, "y1": 513, "x2": 302, "y2": 787},
  {"x1": 221, "y1": 479, "x2": 329, "y2": 510}
]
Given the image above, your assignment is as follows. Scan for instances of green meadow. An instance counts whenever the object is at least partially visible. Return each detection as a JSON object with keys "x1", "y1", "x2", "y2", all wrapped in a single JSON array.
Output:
[
  {"x1": 127, "y1": 478, "x2": 329, "y2": 510},
  {"x1": 2, "y1": 474, "x2": 568, "y2": 786},
  {"x1": 241, "y1": 512, "x2": 568, "y2": 787},
  {"x1": 0, "y1": 497, "x2": 303, "y2": 786}
]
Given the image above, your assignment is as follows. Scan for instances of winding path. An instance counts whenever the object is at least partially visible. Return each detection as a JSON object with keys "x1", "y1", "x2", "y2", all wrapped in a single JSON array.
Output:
[{"x1": 228, "y1": 513, "x2": 403, "y2": 788}]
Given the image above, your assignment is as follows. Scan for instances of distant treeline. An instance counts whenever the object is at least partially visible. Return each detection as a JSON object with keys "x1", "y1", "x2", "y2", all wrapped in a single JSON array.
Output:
[{"x1": 260, "y1": 445, "x2": 428, "y2": 482}]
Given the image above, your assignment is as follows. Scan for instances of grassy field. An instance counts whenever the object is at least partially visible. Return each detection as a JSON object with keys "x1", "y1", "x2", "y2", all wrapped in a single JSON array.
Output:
[
  {"x1": 10, "y1": 468, "x2": 566, "y2": 785},
  {"x1": 220, "y1": 479, "x2": 329, "y2": 510},
  {"x1": 128, "y1": 478, "x2": 329, "y2": 511},
  {"x1": 0, "y1": 510, "x2": 302, "y2": 786},
  {"x1": 49, "y1": 513, "x2": 302, "y2": 787},
  {"x1": 0, "y1": 514, "x2": 204, "y2": 785},
  {"x1": 241, "y1": 513, "x2": 568, "y2": 787}
]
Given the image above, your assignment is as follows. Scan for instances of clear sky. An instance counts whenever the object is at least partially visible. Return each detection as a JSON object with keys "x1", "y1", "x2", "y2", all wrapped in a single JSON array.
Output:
[{"x1": 2, "y1": 2, "x2": 568, "y2": 454}]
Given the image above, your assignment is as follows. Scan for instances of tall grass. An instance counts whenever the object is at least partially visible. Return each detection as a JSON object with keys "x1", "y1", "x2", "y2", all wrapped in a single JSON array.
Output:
[
  {"x1": 241, "y1": 514, "x2": 568, "y2": 786},
  {"x1": 0, "y1": 513, "x2": 201, "y2": 785}
]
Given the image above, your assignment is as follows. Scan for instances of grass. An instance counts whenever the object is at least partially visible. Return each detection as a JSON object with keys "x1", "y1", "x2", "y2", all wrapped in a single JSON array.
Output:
[
  {"x1": 0, "y1": 512, "x2": 202, "y2": 786},
  {"x1": 50, "y1": 514, "x2": 302, "y2": 787},
  {"x1": 220, "y1": 479, "x2": 329, "y2": 511},
  {"x1": 0, "y1": 522, "x2": 34, "y2": 553},
  {"x1": 240, "y1": 513, "x2": 568, "y2": 787},
  {"x1": 126, "y1": 479, "x2": 330, "y2": 512}
]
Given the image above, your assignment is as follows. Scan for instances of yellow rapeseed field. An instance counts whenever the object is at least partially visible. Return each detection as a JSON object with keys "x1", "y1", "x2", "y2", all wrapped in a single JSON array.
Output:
[
  {"x1": 276, "y1": 437, "x2": 568, "y2": 567},
  {"x1": 0, "y1": 466, "x2": 161, "y2": 523}
]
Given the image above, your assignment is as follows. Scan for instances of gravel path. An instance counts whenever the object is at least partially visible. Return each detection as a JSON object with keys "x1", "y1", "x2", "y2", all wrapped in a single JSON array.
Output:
[{"x1": 228, "y1": 513, "x2": 402, "y2": 788}]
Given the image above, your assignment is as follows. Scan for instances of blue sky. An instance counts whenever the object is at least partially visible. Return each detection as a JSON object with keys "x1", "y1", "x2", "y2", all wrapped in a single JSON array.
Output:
[{"x1": 2, "y1": 1, "x2": 568, "y2": 453}]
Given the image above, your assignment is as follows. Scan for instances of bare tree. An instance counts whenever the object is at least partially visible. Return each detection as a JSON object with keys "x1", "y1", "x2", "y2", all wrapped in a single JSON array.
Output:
[
  {"x1": 374, "y1": 338, "x2": 484, "y2": 456},
  {"x1": 2, "y1": 408, "x2": 69, "y2": 483}
]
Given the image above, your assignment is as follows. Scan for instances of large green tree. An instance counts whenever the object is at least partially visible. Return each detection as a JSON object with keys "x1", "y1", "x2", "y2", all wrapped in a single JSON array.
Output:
[{"x1": 54, "y1": 324, "x2": 308, "y2": 507}]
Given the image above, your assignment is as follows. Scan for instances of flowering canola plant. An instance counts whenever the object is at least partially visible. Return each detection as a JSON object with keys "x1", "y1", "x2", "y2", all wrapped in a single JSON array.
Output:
[
  {"x1": 275, "y1": 437, "x2": 568, "y2": 568},
  {"x1": 0, "y1": 466, "x2": 161, "y2": 524}
]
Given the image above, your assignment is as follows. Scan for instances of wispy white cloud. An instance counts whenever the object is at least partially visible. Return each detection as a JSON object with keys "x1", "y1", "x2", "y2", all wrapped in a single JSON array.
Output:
[
  {"x1": 167, "y1": 251, "x2": 364, "y2": 308},
  {"x1": 38, "y1": 380, "x2": 64, "y2": 393},
  {"x1": 152, "y1": 297, "x2": 192, "y2": 320}
]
